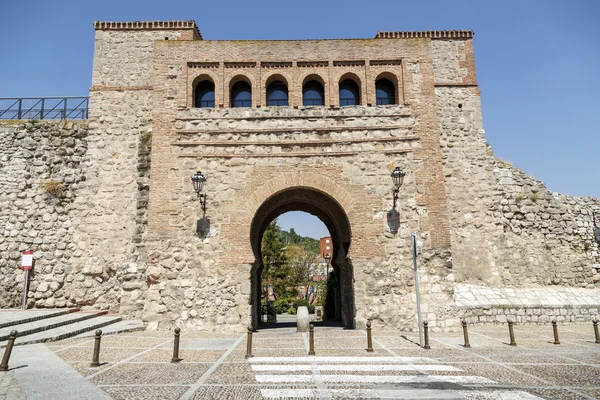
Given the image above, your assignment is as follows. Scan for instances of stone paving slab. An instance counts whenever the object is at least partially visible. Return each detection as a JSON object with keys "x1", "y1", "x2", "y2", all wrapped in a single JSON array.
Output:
[
  {"x1": 10, "y1": 343, "x2": 110, "y2": 399},
  {"x1": 0, "y1": 371, "x2": 27, "y2": 400}
]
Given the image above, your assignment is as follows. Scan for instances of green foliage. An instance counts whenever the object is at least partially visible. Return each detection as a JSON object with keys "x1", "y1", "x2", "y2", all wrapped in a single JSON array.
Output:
[
  {"x1": 287, "y1": 307, "x2": 297, "y2": 315},
  {"x1": 272, "y1": 297, "x2": 294, "y2": 314},
  {"x1": 293, "y1": 299, "x2": 309, "y2": 309},
  {"x1": 293, "y1": 300, "x2": 315, "y2": 314},
  {"x1": 261, "y1": 220, "x2": 290, "y2": 299},
  {"x1": 279, "y1": 227, "x2": 320, "y2": 253}
]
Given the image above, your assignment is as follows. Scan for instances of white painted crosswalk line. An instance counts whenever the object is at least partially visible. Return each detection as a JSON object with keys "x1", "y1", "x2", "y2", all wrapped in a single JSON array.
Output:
[
  {"x1": 256, "y1": 375, "x2": 313, "y2": 383},
  {"x1": 251, "y1": 355, "x2": 544, "y2": 399},
  {"x1": 249, "y1": 356, "x2": 435, "y2": 363},
  {"x1": 251, "y1": 364, "x2": 461, "y2": 372},
  {"x1": 255, "y1": 374, "x2": 496, "y2": 384},
  {"x1": 251, "y1": 364, "x2": 312, "y2": 371}
]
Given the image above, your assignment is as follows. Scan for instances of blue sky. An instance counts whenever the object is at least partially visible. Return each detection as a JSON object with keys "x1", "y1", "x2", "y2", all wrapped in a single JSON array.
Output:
[{"x1": 1, "y1": 0, "x2": 598, "y2": 239}]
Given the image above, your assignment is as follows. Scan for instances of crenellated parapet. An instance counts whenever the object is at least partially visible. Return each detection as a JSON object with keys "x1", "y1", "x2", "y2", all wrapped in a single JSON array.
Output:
[{"x1": 93, "y1": 20, "x2": 201, "y2": 40}]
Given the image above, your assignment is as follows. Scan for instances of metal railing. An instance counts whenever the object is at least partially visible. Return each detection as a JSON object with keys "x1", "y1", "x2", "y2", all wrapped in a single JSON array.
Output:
[
  {"x1": 232, "y1": 100, "x2": 252, "y2": 108},
  {"x1": 195, "y1": 100, "x2": 215, "y2": 108},
  {"x1": 0, "y1": 97, "x2": 89, "y2": 120},
  {"x1": 302, "y1": 98, "x2": 324, "y2": 106},
  {"x1": 339, "y1": 97, "x2": 359, "y2": 106},
  {"x1": 376, "y1": 96, "x2": 396, "y2": 105},
  {"x1": 266, "y1": 99, "x2": 289, "y2": 107}
]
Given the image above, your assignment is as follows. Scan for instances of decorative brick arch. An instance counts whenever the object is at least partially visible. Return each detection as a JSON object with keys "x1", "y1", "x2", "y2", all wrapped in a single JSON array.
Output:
[
  {"x1": 298, "y1": 72, "x2": 328, "y2": 106},
  {"x1": 374, "y1": 71, "x2": 400, "y2": 105},
  {"x1": 264, "y1": 72, "x2": 291, "y2": 106},
  {"x1": 245, "y1": 172, "x2": 355, "y2": 217},
  {"x1": 244, "y1": 174, "x2": 357, "y2": 330},
  {"x1": 189, "y1": 72, "x2": 219, "y2": 107},
  {"x1": 338, "y1": 72, "x2": 363, "y2": 106},
  {"x1": 227, "y1": 73, "x2": 257, "y2": 107}
]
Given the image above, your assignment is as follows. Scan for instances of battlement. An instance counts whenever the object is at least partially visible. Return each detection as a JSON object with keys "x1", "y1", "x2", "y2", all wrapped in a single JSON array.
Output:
[
  {"x1": 376, "y1": 30, "x2": 474, "y2": 39},
  {"x1": 93, "y1": 20, "x2": 201, "y2": 40}
]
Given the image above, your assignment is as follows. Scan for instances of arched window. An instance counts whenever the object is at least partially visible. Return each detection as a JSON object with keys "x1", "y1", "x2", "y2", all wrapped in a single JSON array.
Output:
[
  {"x1": 231, "y1": 81, "x2": 252, "y2": 107},
  {"x1": 339, "y1": 79, "x2": 360, "y2": 106},
  {"x1": 376, "y1": 78, "x2": 396, "y2": 105},
  {"x1": 195, "y1": 81, "x2": 215, "y2": 108},
  {"x1": 266, "y1": 81, "x2": 288, "y2": 106},
  {"x1": 302, "y1": 81, "x2": 324, "y2": 106}
]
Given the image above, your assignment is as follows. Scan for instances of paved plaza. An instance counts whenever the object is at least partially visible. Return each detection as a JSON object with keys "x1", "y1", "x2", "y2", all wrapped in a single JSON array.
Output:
[{"x1": 1, "y1": 323, "x2": 600, "y2": 399}]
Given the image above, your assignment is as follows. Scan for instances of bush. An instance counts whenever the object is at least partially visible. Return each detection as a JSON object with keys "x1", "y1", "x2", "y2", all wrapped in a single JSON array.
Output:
[
  {"x1": 308, "y1": 304, "x2": 315, "y2": 314},
  {"x1": 287, "y1": 307, "x2": 297, "y2": 315},
  {"x1": 273, "y1": 297, "x2": 293, "y2": 314},
  {"x1": 293, "y1": 299, "x2": 309, "y2": 309}
]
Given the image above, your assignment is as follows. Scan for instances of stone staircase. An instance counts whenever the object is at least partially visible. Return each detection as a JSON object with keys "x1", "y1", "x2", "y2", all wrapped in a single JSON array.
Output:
[{"x1": 0, "y1": 308, "x2": 144, "y2": 347}]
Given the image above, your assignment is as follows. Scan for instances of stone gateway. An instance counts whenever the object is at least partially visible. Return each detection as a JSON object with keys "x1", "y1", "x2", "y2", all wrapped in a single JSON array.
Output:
[{"x1": 0, "y1": 21, "x2": 598, "y2": 332}]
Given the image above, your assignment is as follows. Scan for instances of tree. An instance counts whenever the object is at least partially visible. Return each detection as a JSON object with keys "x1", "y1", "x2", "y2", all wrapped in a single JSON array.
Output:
[
  {"x1": 286, "y1": 245, "x2": 319, "y2": 300},
  {"x1": 261, "y1": 220, "x2": 290, "y2": 299}
]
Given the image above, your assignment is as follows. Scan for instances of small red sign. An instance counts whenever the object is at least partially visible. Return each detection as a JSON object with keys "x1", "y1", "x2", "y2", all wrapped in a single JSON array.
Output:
[{"x1": 21, "y1": 251, "x2": 33, "y2": 270}]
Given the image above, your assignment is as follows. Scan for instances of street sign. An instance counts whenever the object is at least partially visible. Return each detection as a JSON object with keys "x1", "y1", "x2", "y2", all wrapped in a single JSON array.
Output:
[{"x1": 21, "y1": 251, "x2": 33, "y2": 270}]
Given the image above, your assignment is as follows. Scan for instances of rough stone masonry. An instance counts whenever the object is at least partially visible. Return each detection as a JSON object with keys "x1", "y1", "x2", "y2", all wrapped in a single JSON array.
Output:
[{"x1": 0, "y1": 21, "x2": 598, "y2": 332}]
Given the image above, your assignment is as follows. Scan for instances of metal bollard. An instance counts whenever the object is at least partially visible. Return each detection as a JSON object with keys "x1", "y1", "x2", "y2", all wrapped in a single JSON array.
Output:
[
  {"x1": 0, "y1": 330, "x2": 18, "y2": 372},
  {"x1": 423, "y1": 321, "x2": 430, "y2": 349},
  {"x1": 245, "y1": 325, "x2": 253, "y2": 359},
  {"x1": 461, "y1": 319, "x2": 471, "y2": 348},
  {"x1": 508, "y1": 320, "x2": 517, "y2": 346},
  {"x1": 552, "y1": 320, "x2": 560, "y2": 345},
  {"x1": 308, "y1": 324, "x2": 315, "y2": 355},
  {"x1": 90, "y1": 329, "x2": 102, "y2": 367},
  {"x1": 171, "y1": 327, "x2": 182, "y2": 363},
  {"x1": 593, "y1": 320, "x2": 600, "y2": 344},
  {"x1": 366, "y1": 319, "x2": 374, "y2": 353}
]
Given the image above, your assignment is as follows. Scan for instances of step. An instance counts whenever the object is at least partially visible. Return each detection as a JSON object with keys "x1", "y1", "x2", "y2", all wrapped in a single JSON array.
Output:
[
  {"x1": 0, "y1": 311, "x2": 107, "y2": 341},
  {"x1": 73, "y1": 319, "x2": 145, "y2": 338},
  {"x1": 0, "y1": 315, "x2": 123, "y2": 347},
  {"x1": 0, "y1": 308, "x2": 80, "y2": 329}
]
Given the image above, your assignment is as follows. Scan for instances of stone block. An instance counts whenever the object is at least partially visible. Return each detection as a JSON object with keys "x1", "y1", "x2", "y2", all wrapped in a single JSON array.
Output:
[{"x1": 296, "y1": 306, "x2": 310, "y2": 332}]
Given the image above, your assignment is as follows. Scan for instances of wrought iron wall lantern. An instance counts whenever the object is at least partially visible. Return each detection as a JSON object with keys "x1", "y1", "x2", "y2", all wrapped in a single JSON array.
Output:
[
  {"x1": 390, "y1": 166, "x2": 406, "y2": 209},
  {"x1": 191, "y1": 171, "x2": 207, "y2": 214},
  {"x1": 387, "y1": 166, "x2": 405, "y2": 234}
]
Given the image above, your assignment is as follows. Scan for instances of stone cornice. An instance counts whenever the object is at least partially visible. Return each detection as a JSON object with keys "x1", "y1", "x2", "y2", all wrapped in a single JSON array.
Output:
[
  {"x1": 376, "y1": 30, "x2": 474, "y2": 39},
  {"x1": 93, "y1": 20, "x2": 202, "y2": 40}
]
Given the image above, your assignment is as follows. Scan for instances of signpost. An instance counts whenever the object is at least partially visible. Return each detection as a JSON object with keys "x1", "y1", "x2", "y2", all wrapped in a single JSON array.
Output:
[
  {"x1": 21, "y1": 251, "x2": 33, "y2": 310},
  {"x1": 412, "y1": 233, "x2": 424, "y2": 347}
]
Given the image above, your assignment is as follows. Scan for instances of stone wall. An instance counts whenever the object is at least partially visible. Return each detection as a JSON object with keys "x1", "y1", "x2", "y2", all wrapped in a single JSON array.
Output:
[
  {"x1": 0, "y1": 121, "x2": 90, "y2": 308},
  {"x1": 436, "y1": 86, "x2": 600, "y2": 290}
]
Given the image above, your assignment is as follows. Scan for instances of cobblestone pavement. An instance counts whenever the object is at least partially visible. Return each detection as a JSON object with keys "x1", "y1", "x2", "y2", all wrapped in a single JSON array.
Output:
[{"x1": 3, "y1": 322, "x2": 600, "y2": 399}]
